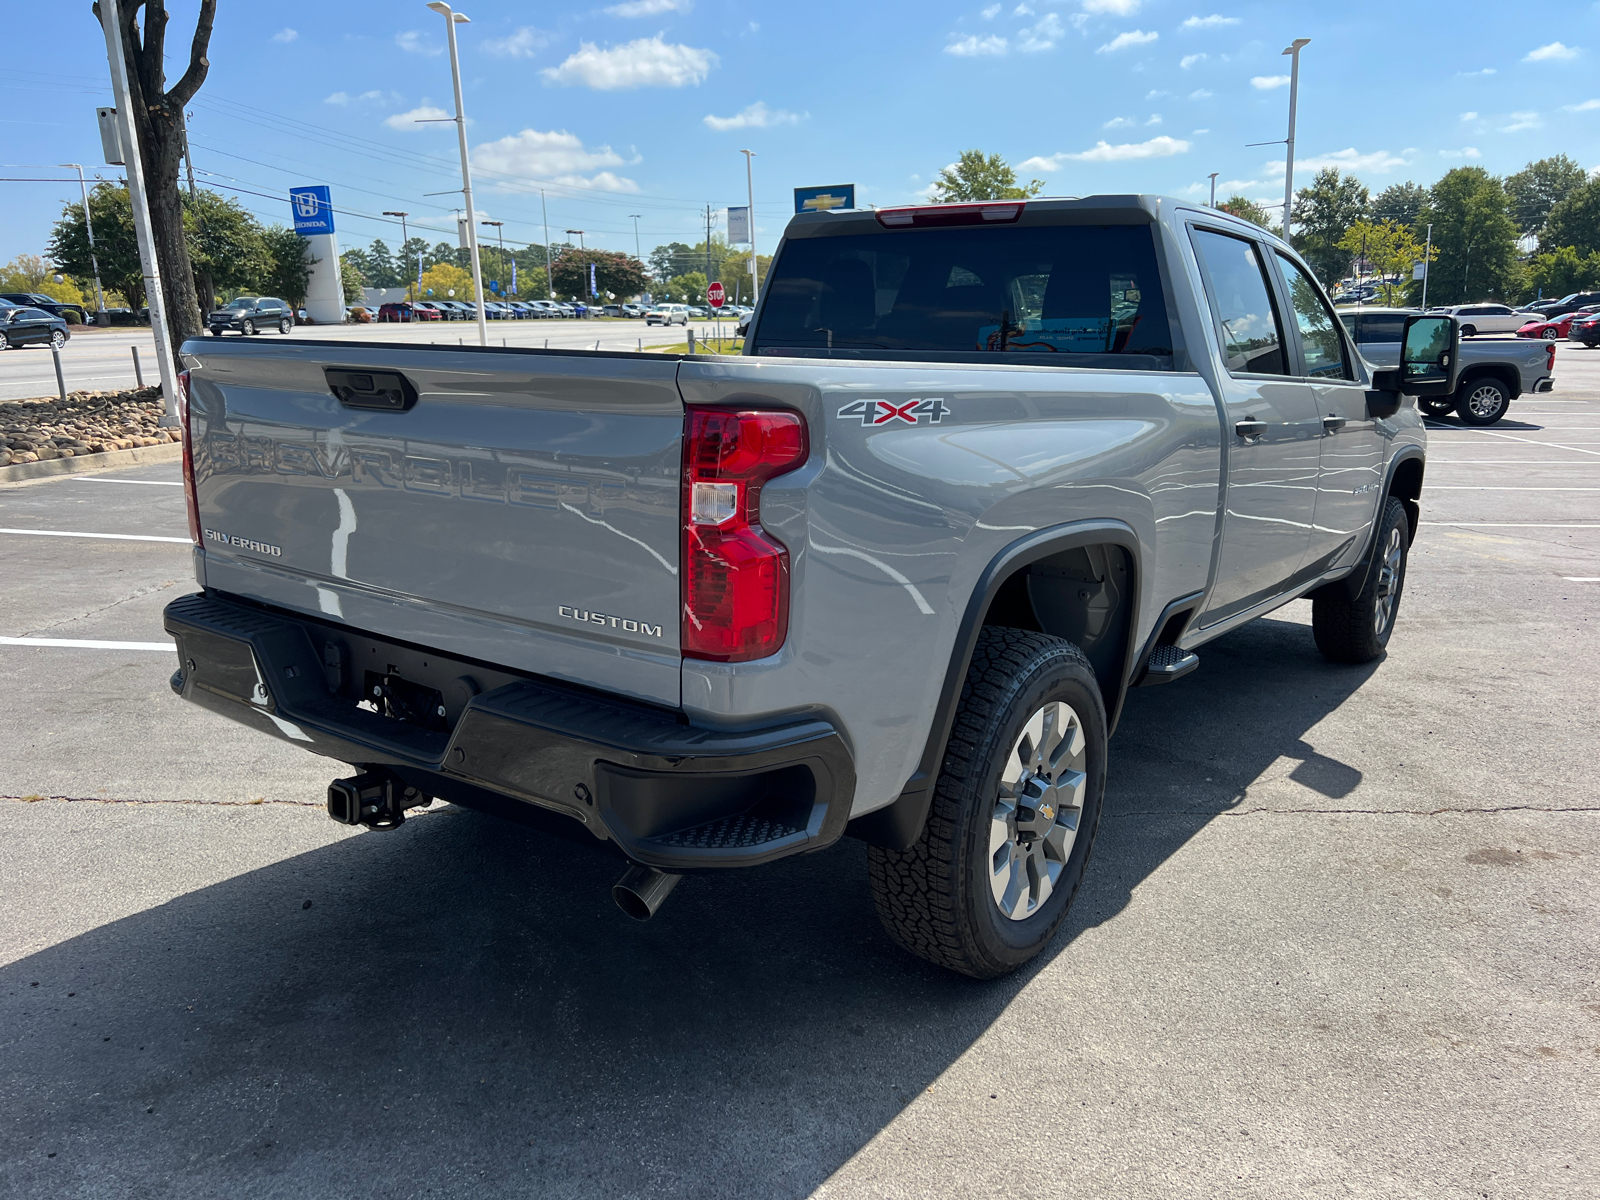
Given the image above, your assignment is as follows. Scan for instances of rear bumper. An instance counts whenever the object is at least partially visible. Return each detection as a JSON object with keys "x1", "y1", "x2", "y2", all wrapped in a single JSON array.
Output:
[{"x1": 163, "y1": 591, "x2": 855, "y2": 871}]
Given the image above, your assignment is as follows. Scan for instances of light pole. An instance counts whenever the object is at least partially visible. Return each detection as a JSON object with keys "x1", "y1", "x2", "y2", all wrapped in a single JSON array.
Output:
[
  {"x1": 481, "y1": 219, "x2": 504, "y2": 299},
  {"x1": 425, "y1": 1, "x2": 487, "y2": 347},
  {"x1": 740, "y1": 148, "x2": 758, "y2": 302},
  {"x1": 1208, "y1": 172, "x2": 1220, "y2": 208},
  {"x1": 383, "y1": 210, "x2": 411, "y2": 300},
  {"x1": 60, "y1": 164, "x2": 106, "y2": 319},
  {"x1": 565, "y1": 229, "x2": 585, "y2": 250},
  {"x1": 1281, "y1": 37, "x2": 1310, "y2": 239},
  {"x1": 566, "y1": 230, "x2": 586, "y2": 307},
  {"x1": 628, "y1": 214, "x2": 642, "y2": 262},
  {"x1": 540, "y1": 188, "x2": 554, "y2": 299}
]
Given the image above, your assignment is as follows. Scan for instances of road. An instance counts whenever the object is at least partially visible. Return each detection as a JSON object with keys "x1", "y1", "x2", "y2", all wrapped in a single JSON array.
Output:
[
  {"x1": 0, "y1": 317, "x2": 742, "y2": 402},
  {"x1": 0, "y1": 358, "x2": 1596, "y2": 1198}
]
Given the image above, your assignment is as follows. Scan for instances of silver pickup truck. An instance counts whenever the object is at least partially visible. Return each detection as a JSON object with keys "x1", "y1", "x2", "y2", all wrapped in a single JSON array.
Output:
[
  {"x1": 1340, "y1": 306, "x2": 1555, "y2": 424},
  {"x1": 163, "y1": 197, "x2": 1456, "y2": 978}
]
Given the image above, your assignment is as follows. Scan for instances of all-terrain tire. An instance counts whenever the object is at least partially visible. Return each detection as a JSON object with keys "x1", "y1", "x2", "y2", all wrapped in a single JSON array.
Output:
[
  {"x1": 1456, "y1": 377, "x2": 1510, "y2": 426},
  {"x1": 1312, "y1": 496, "x2": 1410, "y2": 664},
  {"x1": 867, "y1": 627, "x2": 1108, "y2": 979}
]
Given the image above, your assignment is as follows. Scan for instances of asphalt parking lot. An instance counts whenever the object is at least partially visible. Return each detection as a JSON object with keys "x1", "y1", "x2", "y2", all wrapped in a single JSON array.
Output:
[{"x1": 1, "y1": 353, "x2": 1596, "y2": 1198}]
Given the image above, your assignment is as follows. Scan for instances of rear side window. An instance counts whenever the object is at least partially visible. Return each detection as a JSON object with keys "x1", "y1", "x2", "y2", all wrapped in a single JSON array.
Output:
[
  {"x1": 1275, "y1": 254, "x2": 1352, "y2": 380},
  {"x1": 1190, "y1": 229, "x2": 1286, "y2": 375},
  {"x1": 751, "y1": 223, "x2": 1175, "y2": 365},
  {"x1": 1356, "y1": 313, "x2": 1406, "y2": 343}
]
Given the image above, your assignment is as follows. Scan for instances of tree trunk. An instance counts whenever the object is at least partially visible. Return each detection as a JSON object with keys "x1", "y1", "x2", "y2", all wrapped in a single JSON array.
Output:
[{"x1": 95, "y1": 0, "x2": 215, "y2": 358}]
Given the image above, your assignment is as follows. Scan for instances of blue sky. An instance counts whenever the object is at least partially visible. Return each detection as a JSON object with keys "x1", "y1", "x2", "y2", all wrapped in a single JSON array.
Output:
[{"x1": 4, "y1": 0, "x2": 1600, "y2": 265}]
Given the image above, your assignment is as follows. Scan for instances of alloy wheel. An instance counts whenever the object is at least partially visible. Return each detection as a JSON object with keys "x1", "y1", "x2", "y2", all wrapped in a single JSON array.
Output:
[
  {"x1": 1465, "y1": 384, "x2": 1505, "y2": 419},
  {"x1": 989, "y1": 700, "x2": 1089, "y2": 921},
  {"x1": 1373, "y1": 524, "x2": 1405, "y2": 636}
]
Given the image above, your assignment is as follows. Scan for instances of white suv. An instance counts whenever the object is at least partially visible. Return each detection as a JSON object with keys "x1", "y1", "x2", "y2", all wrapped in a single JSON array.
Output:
[
  {"x1": 1434, "y1": 303, "x2": 1539, "y2": 337},
  {"x1": 645, "y1": 305, "x2": 689, "y2": 327}
]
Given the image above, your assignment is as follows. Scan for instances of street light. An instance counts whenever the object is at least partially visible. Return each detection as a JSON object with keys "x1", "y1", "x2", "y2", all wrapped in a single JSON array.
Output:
[
  {"x1": 481, "y1": 219, "x2": 504, "y2": 299},
  {"x1": 383, "y1": 210, "x2": 411, "y2": 300},
  {"x1": 628, "y1": 214, "x2": 642, "y2": 262},
  {"x1": 1208, "y1": 172, "x2": 1220, "y2": 208},
  {"x1": 60, "y1": 164, "x2": 106, "y2": 318},
  {"x1": 1281, "y1": 37, "x2": 1311, "y2": 238},
  {"x1": 739, "y1": 149, "x2": 758, "y2": 302},
  {"x1": 424, "y1": 1, "x2": 487, "y2": 347},
  {"x1": 565, "y1": 229, "x2": 585, "y2": 249}
]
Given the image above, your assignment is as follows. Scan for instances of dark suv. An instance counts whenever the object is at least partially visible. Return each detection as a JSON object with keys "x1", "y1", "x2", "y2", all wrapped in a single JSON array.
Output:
[
  {"x1": 0, "y1": 292, "x2": 87, "y2": 323},
  {"x1": 1522, "y1": 291, "x2": 1600, "y2": 318},
  {"x1": 207, "y1": 296, "x2": 293, "y2": 336}
]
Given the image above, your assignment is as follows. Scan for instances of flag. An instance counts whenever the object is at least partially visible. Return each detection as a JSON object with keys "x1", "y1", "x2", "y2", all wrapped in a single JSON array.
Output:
[
  {"x1": 416, "y1": 252, "x2": 423, "y2": 285},
  {"x1": 511, "y1": 259, "x2": 518, "y2": 296},
  {"x1": 589, "y1": 262, "x2": 598, "y2": 299}
]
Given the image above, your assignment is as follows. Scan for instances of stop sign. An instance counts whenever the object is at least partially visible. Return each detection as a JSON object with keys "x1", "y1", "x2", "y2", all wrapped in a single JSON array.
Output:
[{"x1": 707, "y1": 282, "x2": 725, "y2": 308}]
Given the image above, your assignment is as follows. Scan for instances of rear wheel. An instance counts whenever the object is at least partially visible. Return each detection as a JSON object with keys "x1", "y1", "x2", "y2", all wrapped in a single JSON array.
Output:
[
  {"x1": 1312, "y1": 497, "x2": 1410, "y2": 664},
  {"x1": 867, "y1": 628, "x2": 1107, "y2": 978},
  {"x1": 278, "y1": 318, "x2": 292, "y2": 334},
  {"x1": 1460, "y1": 324, "x2": 1477, "y2": 337},
  {"x1": 1542, "y1": 327, "x2": 1560, "y2": 340},
  {"x1": 1456, "y1": 377, "x2": 1510, "y2": 425},
  {"x1": 1419, "y1": 397, "x2": 1456, "y2": 417},
  {"x1": 49, "y1": 329, "x2": 66, "y2": 349}
]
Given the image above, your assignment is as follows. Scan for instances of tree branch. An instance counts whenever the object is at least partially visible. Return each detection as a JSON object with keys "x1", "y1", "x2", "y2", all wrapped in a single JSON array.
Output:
[{"x1": 168, "y1": 0, "x2": 216, "y2": 109}]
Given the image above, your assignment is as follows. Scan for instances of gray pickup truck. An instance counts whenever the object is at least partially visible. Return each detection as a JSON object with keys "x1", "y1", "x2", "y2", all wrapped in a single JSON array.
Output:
[
  {"x1": 163, "y1": 197, "x2": 1457, "y2": 978},
  {"x1": 1340, "y1": 306, "x2": 1554, "y2": 424}
]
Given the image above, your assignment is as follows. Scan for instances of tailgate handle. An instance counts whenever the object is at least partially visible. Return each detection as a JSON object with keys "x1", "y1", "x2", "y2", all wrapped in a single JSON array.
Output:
[{"x1": 326, "y1": 368, "x2": 418, "y2": 412}]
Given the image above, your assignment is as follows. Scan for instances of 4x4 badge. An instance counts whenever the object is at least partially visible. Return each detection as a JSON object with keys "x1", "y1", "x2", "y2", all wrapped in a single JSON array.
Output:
[{"x1": 837, "y1": 398, "x2": 949, "y2": 426}]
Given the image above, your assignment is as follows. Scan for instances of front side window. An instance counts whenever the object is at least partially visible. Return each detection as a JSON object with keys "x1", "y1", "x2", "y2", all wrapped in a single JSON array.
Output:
[
  {"x1": 1190, "y1": 229, "x2": 1285, "y2": 375},
  {"x1": 1276, "y1": 254, "x2": 1352, "y2": 380},
  {"x1": 751, "y1": 222, "x2": 1174, "y2": 364}
]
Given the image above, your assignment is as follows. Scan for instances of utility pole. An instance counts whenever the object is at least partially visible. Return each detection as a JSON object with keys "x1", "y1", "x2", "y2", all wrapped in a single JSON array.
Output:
[
  {"x1": 98, "y1": 0, "x2": 179, "y2": 425},
  {"x1": 705, "y1": 204, "x2": 713, "y2": 299},
  {"x1": 629, "y1": 214, "x2": 642, "y2": 262},
  {"x1": 481, "y1": 219, "x2": 504, "y2": 299},
  {"x1": 1208, "y1": 172, "x2": 1219, "y2": 208},
  {"x1": 1281, "y1": 38, "x2": 1311, "y2": 240},
  {"x1": 741, "y1": 148, "x2": 758, "y2": 301},
  {"x1": 176, "y1": 106, "x2": 214, "y2": 315},
  {"x1": 540, "y1": 189, "x2": 554, "y2": 299},
  {"x1": 383, "y1": 211, "x2": 411, "y2": 299},
  {"x1": 1421, "y1": 223, "x2": 1433, "y2": 310},
  {"x1": 60, "y1": 164, "x2": 106, "y2": 318},
  {"x1": 566, "y1": 230, "x2": 586, "y2": 305},
  {"x1": 426, "y1": 1, "x2": 488, "y2": 347}
]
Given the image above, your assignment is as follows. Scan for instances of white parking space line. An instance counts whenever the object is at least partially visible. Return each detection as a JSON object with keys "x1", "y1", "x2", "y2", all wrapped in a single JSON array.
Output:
[
  {"x1": 1424, "y1": 486, "x2": 1600, "y2": 491},
  {"x1": 0, "y1": 637, "x2": 173, "y2": 651},
  {"x1": 1424, "y1": 522, "x2": 1600, "y2": 528},
  {"x1": 1562, "y1": 577, "x2": 1600, "y2": 581},
  {"x1": 0, "y1": 527, "x2": 190, "y2": 543},
  {"x1": 1424, "y1": 459, "x2": 1600, "y2": 465},
  {"x1": 70, "y1": 477, "x2": 184, "y2": 487},
  {"x1": 1469, "y1": 429, "x2": 1600, "y2": 457}
]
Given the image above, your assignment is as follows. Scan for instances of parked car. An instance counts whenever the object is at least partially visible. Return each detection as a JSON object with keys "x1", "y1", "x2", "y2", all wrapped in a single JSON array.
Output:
[
  {"x1": 689, "y1": 306, "x2": 710, "y2": 319},
  {"x1": 207, "y1": 296, "x2": 293, "y2": 336},
  {"x1": 736, "y1": 309, "x2": 752, "y2": 338},
  {"x1": 1340, "y1": 306, "x2": 1555, "y2": 424},
  {"x1": 1569, "y1": 313, "x2": 1600, "y2": 346},
  {"x1": 1430, "y1": 303, "x2": 1540, "y2": 336},
  {"x1": 0, "y1": 305, "x2": 70, "y2": 349},
  {"x1": 377, "y1": 302, "x2": 414, "y2": 323},
  {"x1": 0, "y1": 292, "x2": 87, "y2": 323},
  {"x1": 167, "y1": 195, "x2": 1452, "y2": 978},
  {"x1": 572, "y1": 303, "x2": 591, "y2": 318},
  {"x1": 410, "y1": 302, "x2": 445, "y2": 321},
  {"x1": 621, "y1": 303, "x2": 647, "y2": 318},
  {"x1": 645, "y1": 304, "x2": 689, "y2": 326},
  {"x1": 1517, "y1": 311, "x2": 1589, "y2": 340},
  {"x1": 1521, "y1": 291, "x2": 1600, "y2": 318},
  {"x1": 525, "y1": 301, "x2": 558, "y2": 318},
  {"x1": 505, "y1": 302, "x2": 533, "y2": 319},
  {"x1": 601, "y1": 304, "x2": 624, "y2": 317}
]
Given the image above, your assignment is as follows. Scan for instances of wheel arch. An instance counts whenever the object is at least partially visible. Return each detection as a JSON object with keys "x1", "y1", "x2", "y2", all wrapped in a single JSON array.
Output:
[
  {"x1": 1457, "y1": 362, "x2": 1521, "y2": 400},
  {"x1": 1309, "y1": 447, "x2": 1425, "y2": 605},
  {"x1": 847, "y1": 519, "x2": 1144, "y2": 851}
]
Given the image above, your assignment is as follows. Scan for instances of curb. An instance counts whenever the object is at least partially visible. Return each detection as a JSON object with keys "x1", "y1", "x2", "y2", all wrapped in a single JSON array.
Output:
[{"x1": 0, "y1": 442, "x2": 183, "y2": 486}]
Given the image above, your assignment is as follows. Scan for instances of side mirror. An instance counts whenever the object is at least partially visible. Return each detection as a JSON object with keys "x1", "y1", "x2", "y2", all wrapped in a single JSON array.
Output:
[{"x1": 1399, "y1": 313, "x2": 1460, "y2": 397}]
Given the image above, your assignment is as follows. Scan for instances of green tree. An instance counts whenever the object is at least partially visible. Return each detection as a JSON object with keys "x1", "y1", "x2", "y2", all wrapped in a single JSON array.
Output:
[
  {"x1": 1371, "y1": 182, "x2": 1428, "y2": 231},
  {"x1": 1524, "y1": 245, "x2": 1600, "y2": 299},
  {"x1": 1290, "y1": 168, "x2": 1370, "y2": 284},
  {"x1": 1418, "y1": 167, "x2": 1520, "y2": 304},
  {"x1": 339, "y1": 253, "x2": 365, "y2": 303},
  {"x1": 551, "y1": 248, "x2": 649, "y2": 300},
  {"x1": 47, "y1": 181, "x2": 146, "y2": 310},
  {"x1": 418, "y1": 262, "x2": 474, "y2": 301},
  {"x1": 1217, "y1": 195, "x2": 1272, "y2": 227},
  {"x1": 649, "y1": 241, "x2": 696, "y2": 283},
  {"x1": 258, "y1": 225, "x2": 316, "y2": 305},
  {"x1": 1337, "y1": 219, "x2": 1431, "y2": 307},
  {"x1": 184, "y1": 189, "x2": 267, "y2": 312},
  {"x1": 929, "y1": 150, "x2": 1044, "y2": 202},
  {"x1": 662, "y1": 271, "x2": 708, "y2": 304},
  {"x1": 1506, "y1": 154, "x2": 1588, "y2": 236},
  {"x1": 1540, "y1": 177, "x2": 1600, "y2": 257}
]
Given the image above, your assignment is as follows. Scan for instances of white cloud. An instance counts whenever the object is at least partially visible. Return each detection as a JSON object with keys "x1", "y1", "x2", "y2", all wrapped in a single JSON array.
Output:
[
  {"x1": 1439, "y1": 147, "x2": 1482, "y2": 159},
  {"x1": 1180, "y1": 53, "x2": 1206, "y2": 68},
  {"x1": 1147, "y1": 113, "x2": 1162, "y2": 124},
  {"x1": 703, "y1": 101, "x2": 805, "y2": 131},
  {"x1": 271, "y1": 28, "x2": 298, "y2": 43},
  {"x1": 541, "y1": 36, "x2": 717, "y2": 88},
  {"x1": 1524, "y1": 42, "x2": 1579, "y2": 62},
  {"x1": 1021, "y1": 134, "x2": 1190, "y2": 170},
  {"x1": 324, "y1": 92, "x2": 350, "y2": 106},
  {"x1": 1104, "y1": 116, "x2": 1135, "y2": 129},
  {"x1": 1083, "y1": 0, "x2": 1141, "y2": 12},
  {"x1": 1500, "y1": 111, "x2": 1542, "y2": 131},
  {"x1": 1181, "y1": 13, "x2": 1239, "y2": 28},
  {"x1": 384, "y1": 105, "x2": 454, "y2": 132},
  {"x1": 605, "y1": 0, "x2": 692, "y2": 14},
  {"x1": 359, "y1": 90, "x2": 398, "y2": 103},
  {"x1": 1285, "y1": 147, "x2": 1410, "y2": 174},
  {"x1": 1460, "y1": 111, "x2": 1478, "y2": 121},
  {"x1": 472, "y1": 128, "x2": 639, "y2": 192},
  {"x1": 1097, "y1": 29, "x2": 1158, "y2": 53},
  {"x1": 947, "y1": 33, "x2": 1008, "y2": 55},
  {"x1": 394, "y1": 31, "x2": 442, "y2": 56},
  {"x1": 1019, "y1": 14, "x2": 1064, "y2": 52},
  {"x1": 1146, "y1": 89, "x2": 1170, "y2": 99},
  {"x1": 981, "y1": 2, "x2": 1001, "y2": 15},
  {"x1": 1458, "y1": 67, "x2": 1496, "y2": 76},
  {"x1": 1251, "y1": 74, "x2": 1290, "y2": 89},
  {"x1": 1013, "y1": 2, "x2": 1035, "y2": 14},
  {"x1": 1189, "y1": 88, "x2": 1212, "y2": 99},
  {"x1": 1192, "y1": 127, "x2": 1210, "y2": 134},
  {"x1": 1566, "y1": 99, "x2": 1600, "y2": 111},
  {"x1": 484, "y1": 27, "x2": 551, "y2": 58}
]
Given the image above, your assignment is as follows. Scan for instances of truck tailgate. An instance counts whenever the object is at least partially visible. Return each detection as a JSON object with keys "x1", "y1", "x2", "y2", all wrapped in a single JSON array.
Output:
[{"x1": 183, "y1": 341, "x2": 683, "y2": 706}]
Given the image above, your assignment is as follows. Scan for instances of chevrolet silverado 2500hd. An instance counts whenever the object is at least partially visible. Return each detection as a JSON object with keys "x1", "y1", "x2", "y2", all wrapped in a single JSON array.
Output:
[{"x1": 163, "y1": 196, "x2": 1458, "y2": 978}]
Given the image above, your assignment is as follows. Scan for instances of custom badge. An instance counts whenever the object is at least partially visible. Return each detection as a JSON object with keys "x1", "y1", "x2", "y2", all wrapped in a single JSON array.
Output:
[{"x1": 836, "y1": 398, "x2": 950, "y2": 426}]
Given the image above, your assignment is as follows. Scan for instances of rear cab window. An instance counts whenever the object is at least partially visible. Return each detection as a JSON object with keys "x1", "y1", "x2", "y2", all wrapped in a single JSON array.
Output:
[
  {"x1": 1188, "y1": 228, "x2": 1287, "y2": 376},
  {"x1": 1274, "y1": 254, "x2": 1353, "y2": 380},
  {"x1": 750, "y1": 217, "x2": 1176, "y2": 369}
]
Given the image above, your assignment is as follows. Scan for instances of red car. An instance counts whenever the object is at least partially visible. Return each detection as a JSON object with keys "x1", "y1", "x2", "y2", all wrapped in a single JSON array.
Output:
[{"x1": 1517, "y1": 305, "x2": 1600, "y2": 340}]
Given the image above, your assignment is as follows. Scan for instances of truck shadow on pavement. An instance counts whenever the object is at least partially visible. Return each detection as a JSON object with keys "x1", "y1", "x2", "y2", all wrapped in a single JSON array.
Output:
[{"x1": 2, "y1": 613, "x2": 1377, "y2": 1199}]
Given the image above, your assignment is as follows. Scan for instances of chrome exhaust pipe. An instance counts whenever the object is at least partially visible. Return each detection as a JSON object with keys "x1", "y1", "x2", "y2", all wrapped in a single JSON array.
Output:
[{"x1": 612, "y1": 864, "x2": 681, "y2": 921}]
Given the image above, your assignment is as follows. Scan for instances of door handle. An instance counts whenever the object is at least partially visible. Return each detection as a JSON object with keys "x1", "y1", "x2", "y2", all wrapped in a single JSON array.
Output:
[
  {"x1": 1234, "y1": 418, "x2": 1267, "y2": 440},
  {"x1": 1322, "y1": 414, "x2": 1348, "y2": 433}
]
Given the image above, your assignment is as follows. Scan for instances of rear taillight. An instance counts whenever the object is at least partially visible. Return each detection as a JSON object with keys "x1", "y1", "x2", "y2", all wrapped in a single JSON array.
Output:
[
  {"x1": 178, "y1": 368, "x2": 200, "y2": 545},
  {"x1": 874, "y1": 202, "x2": 1025, "y2": 229},
  {"x1": 681, "y1": 407, "x2": 808, "y2": 662}
]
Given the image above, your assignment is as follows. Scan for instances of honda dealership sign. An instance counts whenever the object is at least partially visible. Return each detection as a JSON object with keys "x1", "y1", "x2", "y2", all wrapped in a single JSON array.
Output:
[{"x1": 290, "y1": 185, "x2": 335, "y2": 236}]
